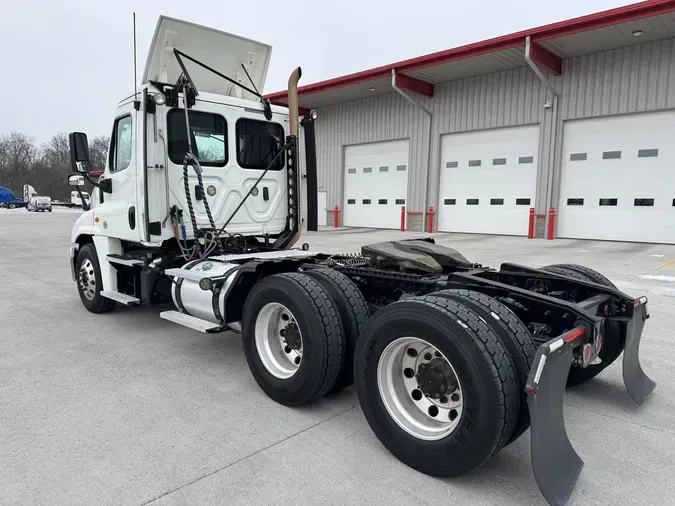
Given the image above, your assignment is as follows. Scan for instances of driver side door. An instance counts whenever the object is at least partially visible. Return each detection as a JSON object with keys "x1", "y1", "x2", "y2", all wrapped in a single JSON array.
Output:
[{"x1": 94, "y1": 104, "x2": 142, "y2": 242}]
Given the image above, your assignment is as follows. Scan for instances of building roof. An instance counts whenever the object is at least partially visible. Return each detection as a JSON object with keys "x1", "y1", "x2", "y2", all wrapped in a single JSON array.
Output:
[{"x1": 265, "y1": 0, "x2": 675, "y2": 110}]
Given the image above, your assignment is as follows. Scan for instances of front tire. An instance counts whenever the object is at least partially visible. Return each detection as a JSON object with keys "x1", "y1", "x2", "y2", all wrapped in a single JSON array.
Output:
[
  {"x1": 354, "y1": 295, "x2": 519, "y2": 477},
  {"x1": 242, "y1": 272, "x2": 345, "y2": 406},
  {"x1": 75, "y1": 243, "x2": 116, "y2": 313}
]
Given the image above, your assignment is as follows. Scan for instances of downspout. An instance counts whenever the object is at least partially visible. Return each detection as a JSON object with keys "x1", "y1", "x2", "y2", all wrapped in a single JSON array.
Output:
[
  {"x1": 525, "y1": 36, "x2": 559, "y2": 236},
  {"x1": 391, "y1": 69, "x2": 433, "y2": 232}
]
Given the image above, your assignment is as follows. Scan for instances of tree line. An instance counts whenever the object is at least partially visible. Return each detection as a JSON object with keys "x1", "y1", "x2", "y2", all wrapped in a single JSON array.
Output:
[{"x1": 0, "y1": 131, "x2": 110, "y2": 201}]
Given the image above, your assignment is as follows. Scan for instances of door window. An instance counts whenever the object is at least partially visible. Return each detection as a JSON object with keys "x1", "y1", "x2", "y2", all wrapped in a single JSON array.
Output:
[
  {"x1": 236, "y1": 118, "x2": 285, "y2": 171},
  {"x1": 109, "y1": 115, "x2": 133, "y2": 173}
]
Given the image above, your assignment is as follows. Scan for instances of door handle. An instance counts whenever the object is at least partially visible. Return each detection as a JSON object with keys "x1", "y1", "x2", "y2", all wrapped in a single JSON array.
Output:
[{"x1": 128, "y1": 206, "x2": 136, "y2": 229}]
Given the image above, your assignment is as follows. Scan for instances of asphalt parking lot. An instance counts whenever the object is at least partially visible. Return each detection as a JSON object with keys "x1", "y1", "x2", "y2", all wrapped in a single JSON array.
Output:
[{"x1": 1, "y1": 208, "x2": 674, "y2": 506}]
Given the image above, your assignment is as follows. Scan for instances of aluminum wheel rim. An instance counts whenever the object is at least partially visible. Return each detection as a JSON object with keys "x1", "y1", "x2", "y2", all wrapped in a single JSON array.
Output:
[
  {"x1": 254, "y1": 302, "x2": 303, "y2": 379},
  {"x1": 78, "y1": 258, "x2": 97, "y2": 301},
  {"x1": 377, "y1": 336, "x2": 463, "y2": 441}
]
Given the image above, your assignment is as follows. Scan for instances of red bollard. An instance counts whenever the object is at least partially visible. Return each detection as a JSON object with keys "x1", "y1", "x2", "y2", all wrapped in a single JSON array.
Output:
[
  {"x1": 527, "y1": 207, "x2": 535, "y2": 239},
  {"x1": 546, "y1": 207, "x2": 556, "y2": 240},
  {"x1": 333, "y1": 205, "x2": 340, "y2": 228},
  {"x1": 427, "y1": 206, "x2": 435, "y2": 233},
  {"x1": 400, "y1": 206, "x2": 406, "y2": 232}
]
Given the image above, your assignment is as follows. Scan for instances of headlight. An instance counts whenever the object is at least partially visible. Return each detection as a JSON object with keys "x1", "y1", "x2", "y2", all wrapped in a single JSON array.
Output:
[
  {"x1": 152, "y1": 93, "x2": 166, "y2": 105},
  {"x1": 310, "y1": 109, "x2": 318, "y2": 120}
]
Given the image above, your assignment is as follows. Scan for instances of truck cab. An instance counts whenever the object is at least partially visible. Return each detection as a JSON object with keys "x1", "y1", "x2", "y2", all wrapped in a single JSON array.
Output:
[{"x1": 68, "y1": 16, "x2": 304, "y2": 310}]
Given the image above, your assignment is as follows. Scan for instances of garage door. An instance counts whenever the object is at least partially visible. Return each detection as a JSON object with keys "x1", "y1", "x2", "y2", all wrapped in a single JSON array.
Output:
[
  {"x1": 557, "y1": 110, "x2": 675, "y2": 244},
  {"x1": 343, "y1": 140, "x2": 409, "y2": 228},
  {"x1": 438, "y1": 125, "x2": 539, "y2": 235}
]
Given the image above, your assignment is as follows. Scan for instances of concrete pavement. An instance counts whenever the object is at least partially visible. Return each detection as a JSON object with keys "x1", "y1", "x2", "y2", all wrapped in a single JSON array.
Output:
[{"x1": 1, "y1": 208, "x2": 673, "y2": 506}]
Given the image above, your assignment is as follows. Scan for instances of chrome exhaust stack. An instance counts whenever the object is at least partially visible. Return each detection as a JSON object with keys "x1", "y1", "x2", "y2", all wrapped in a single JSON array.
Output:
[{"x1": 288, "y1": 67, "x2": 302, "y2": 138}]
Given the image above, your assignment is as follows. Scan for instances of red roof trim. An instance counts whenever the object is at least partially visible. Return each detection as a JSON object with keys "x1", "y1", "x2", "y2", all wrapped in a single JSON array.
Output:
[{"x1": 265, "y1": 0, "x2": 675, "y2": 103}]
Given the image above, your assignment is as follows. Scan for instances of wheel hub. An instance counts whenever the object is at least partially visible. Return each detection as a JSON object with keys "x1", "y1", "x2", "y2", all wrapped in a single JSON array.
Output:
[
  {"x1": 283, "y1": 322, "x2": 302, "y2": 350},
  {"x1": 416, "y1": 358, "x2": 458, "y2": 399}
]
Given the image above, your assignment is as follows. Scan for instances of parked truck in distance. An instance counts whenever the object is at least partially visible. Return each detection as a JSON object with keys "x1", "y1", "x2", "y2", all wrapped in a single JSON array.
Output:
[
  {"x1": 0, "y1": 186, "x2": 25, "y2": 209},
  {"x1": 66, "y1": 15, "x2": 656, "y2": 506},
  {"x1": 70, "y1": 190, "x2": 90, "y2": 209},
  {"x1": 23, "y1": 184, "x2": 52, "y2": 212}
]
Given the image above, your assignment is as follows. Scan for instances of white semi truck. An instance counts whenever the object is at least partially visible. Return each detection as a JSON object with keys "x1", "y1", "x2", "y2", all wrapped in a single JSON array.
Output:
[
  {"x1": 24, "y1": 184, "x2": 52, "y2": 212},
  {"x1": 67, "y1": 16, "x2": 656, "y2": 506}
]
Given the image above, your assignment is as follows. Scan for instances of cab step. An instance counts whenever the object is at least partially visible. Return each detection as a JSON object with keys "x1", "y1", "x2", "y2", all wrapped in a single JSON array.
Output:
[
  {"x1": 159, "y1": 310, "x2": 224, "y2": 333},
  {"x1": 163, "y1": 268, "x2": 212, "y2": 282},
  {"x1": 100, "y1": 290, "x2": 140, "y2": 306},
  {"x1": 107, "y1": 254, "x2": 144, "y2": 267}
]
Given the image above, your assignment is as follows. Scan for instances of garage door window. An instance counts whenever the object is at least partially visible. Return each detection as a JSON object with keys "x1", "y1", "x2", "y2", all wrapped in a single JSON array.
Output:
[
  {"x1": 347, "y1": 199, "x2": 356, "y2": 204},
  {"x1": 236, "y1": 118, "x2": 284, "y2": 170},
  {"x1": 570, "y1": 152, "x2": 587, "y2": 162},
  {"x1": 519, "y1": 156, "x2": 534, "y2": 164},
  {"x1": 445, "y1": 161, "x2": 458, "y2": 168},
  {"x1": 599, "y1": 198, "x2": 618, "y2": 206},
  {"x1": 363, "y1": 167, "x2": 372, "y2": 173},
  {"x1": 362, "y1": 199, "x2": 371, "y2": 204},
  {"x1": 347, "y1": 168, "x2": 356, "y2": 174},
  {"x1": 567, "y1": 198, "x2": 584, "y2": 206},
  {"x1": 444, "y1": 199, "x2": 456, "y2": 205},
  {"x1": 379, "y1": 166, "x2": 389, "y2": 172},
  {"x1": 602, "y1": 150, "x2": 621, "y2": 160},
  {"x1": 378, "y1": 199, "x2": 388, "y2": 205},
  {"x1": 516, "y1": 198, "x2": 531, "y2": 205},
  {"x1": 468, "y1": 160, "x2": 481, "y2": 167},
  {"x1": 638, "y1": 149, "x2": 659, "y2": 158},
  {"x1": 490, "y1": 198, "x2": 504, "y2": 205},
  {"x1": 395, "y1": 199, "x2": 405, "y2": 205},
  {"x1": 466, "y1": 199, "x2": 479, "y2": 205},
  {"x1": 397, "y1": 165, "x2": 407, "y2": 171},
  {"x1": 634, "y1": 198, "x2": 654, "y2": 207},
  {"x1": 492, "y1": 158, "x2": 507, "y2": 166}
]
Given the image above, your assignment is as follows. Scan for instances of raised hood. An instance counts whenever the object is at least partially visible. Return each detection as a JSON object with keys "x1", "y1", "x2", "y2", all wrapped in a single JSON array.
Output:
[{"x1": 142, "y1": 16, "x2": 272, "y2": 100}]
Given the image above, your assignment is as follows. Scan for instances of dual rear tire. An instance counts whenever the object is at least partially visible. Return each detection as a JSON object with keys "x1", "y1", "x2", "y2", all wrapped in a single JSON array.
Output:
[{"x1": 241, "y1": 268, "x2": 369, "y2": 406}]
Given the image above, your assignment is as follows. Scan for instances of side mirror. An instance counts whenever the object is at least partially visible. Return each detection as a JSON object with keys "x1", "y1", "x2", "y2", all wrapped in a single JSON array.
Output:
[
  {"x1": 69, "y1": 132, "x2": 92, "y2": 173},
  {"x1": 69, "y1": 175, "x2": 85, "y2": 187}
]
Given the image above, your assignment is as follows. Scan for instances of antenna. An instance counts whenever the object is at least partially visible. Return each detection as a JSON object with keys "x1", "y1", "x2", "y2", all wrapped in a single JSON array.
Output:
[{"x1": 133, "y1": 12, "x2": 138, "y2": 97}]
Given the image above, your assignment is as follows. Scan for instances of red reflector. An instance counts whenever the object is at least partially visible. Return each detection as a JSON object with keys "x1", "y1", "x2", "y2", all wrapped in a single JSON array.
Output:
[
  {"x1": 583, "y1": 344, "x2": 592, "y2": 363},
  {"x1": 634, "y1": 299, "x2": 640, "y2": 307},
  {"x1": 563, "y1": 327, "x2": 585, "y2": 343}
]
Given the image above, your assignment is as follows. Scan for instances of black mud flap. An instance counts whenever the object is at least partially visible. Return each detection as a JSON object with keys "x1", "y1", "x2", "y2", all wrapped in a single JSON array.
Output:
[
  {"x1": 623, "y1": 296, "x2": 656, "y2": 405},
  {"x1": 526, "y1": 328, "x2": 586, "y2": 506}
]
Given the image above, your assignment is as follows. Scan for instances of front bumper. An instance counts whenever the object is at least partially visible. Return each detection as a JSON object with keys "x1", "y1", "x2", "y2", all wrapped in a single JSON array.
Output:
[{"x1": 525, "y1": 296, "x2": 655, "y2": 506}]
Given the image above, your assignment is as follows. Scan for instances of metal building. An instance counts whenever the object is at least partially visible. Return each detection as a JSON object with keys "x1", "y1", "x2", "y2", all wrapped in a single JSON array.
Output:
[{"x1": 267, "y1": 1, "x2": 675, "y2": 243}]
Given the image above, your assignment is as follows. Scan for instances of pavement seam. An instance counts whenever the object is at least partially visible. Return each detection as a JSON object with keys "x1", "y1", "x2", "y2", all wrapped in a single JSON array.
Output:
[{"x1": 139, "y1": 405, "x2": 357, "y2": 505}]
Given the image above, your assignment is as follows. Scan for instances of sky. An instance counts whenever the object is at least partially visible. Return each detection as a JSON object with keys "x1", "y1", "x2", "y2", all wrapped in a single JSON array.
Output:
[{"x1": 1, "y1": 0, "x2": 637, "y2": 143}]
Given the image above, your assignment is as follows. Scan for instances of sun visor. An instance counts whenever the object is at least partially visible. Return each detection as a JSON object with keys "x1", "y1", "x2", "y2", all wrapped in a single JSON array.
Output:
[{"x1": 142, "y1": 16, "x2": 272, "y2": 100}]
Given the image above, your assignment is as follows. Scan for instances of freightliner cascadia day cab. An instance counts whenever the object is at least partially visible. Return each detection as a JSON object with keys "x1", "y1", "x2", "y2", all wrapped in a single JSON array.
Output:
[{"x1": 67, "y1": 15, "x2": 657, "y2": 506}]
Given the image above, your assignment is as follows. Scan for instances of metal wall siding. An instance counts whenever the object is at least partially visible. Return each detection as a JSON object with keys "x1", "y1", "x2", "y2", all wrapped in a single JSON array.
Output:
[{"x1": 560, "y1": 38, "x2": 675, "y2": 120}]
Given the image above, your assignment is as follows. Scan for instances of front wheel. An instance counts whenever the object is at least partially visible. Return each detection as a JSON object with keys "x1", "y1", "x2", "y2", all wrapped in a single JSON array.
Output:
[
  {"x1": 354, "y1": 295, "x2": 519, "y2": 477},
  {"x1": 242, "y1": 272, "x2": 345, "y2": 406},
  {"x1": 75, "y1": 243, "x2": 116, "y2": 313}
]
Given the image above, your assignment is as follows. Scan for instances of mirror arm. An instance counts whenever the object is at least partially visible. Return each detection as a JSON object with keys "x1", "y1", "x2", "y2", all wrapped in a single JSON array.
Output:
[{"x1": 82, "y1": 173, "x2": 113, "y2": 194}]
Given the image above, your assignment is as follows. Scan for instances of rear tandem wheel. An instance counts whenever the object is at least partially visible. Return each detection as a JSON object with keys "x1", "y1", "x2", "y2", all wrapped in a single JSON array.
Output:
[
  {"x1": 241, "y1": 272, "x2": 346, "y2": 406},
  {"x1": 542, "y1": 263, "x2": 625, "y2": 387},
  {"x1": 354, "y1": 295, "x2": 519, "y2": 477}
]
